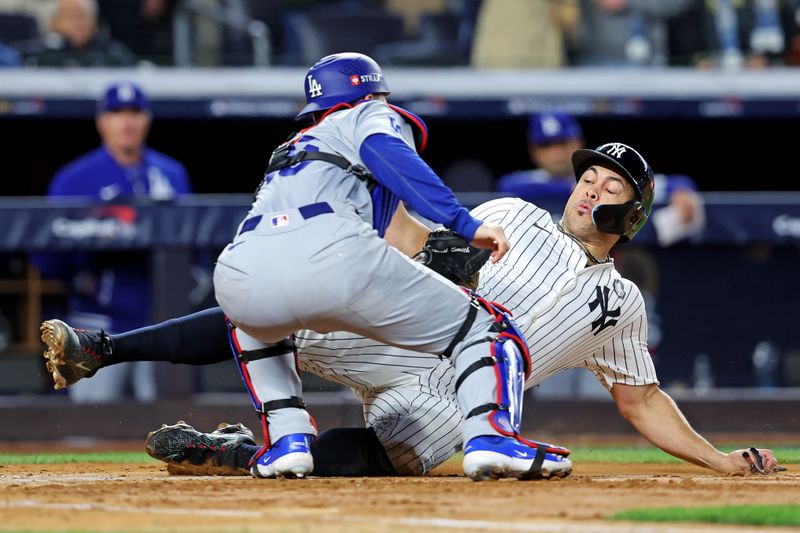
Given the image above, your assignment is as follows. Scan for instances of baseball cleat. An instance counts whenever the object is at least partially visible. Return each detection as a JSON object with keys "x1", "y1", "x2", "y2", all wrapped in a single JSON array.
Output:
[
  {"x1": 250, "y1": 433, "x2": 314, "y2": 479},
  {"x1": 40, "y1": 319, "x2": 113, "y2": 389},
  {"x1": 463, "y1": 436, "x2": 573, "y2": 481},
  {"x1": 146, "y1": 421, "x2": 257, "y2": 476}
]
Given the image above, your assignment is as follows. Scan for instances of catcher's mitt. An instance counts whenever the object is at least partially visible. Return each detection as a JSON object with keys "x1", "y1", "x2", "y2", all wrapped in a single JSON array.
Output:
[{"x1": 413, "y1": 229, "x2": 491, "y2": 290}]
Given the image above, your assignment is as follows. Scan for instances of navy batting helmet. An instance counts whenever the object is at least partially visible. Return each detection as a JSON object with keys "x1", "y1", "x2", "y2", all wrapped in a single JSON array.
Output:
[
  {"x1": 296, "y1": 52, "x2": 390, "y2": 120},
  {"x1": 571, "y1": 142, "x2": 655, "y2": 242}
]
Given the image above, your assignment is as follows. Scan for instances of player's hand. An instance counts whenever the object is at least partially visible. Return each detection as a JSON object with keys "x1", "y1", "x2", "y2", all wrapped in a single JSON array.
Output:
[
  {"x1": 470, "y1": 223, "x2": 510, "y2": 263},
  {"x1": 717, "y1": 447, "x2": 785, "y2": 475}
]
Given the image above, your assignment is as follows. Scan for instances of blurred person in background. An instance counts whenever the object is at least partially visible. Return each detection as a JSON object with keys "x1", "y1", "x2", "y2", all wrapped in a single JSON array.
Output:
[
  {"x1": 32, "y1": 82, "x2": 192, "y2": 403},
  {"x1": 96, "y1": 0, "x2": 177, "y2": 65},
  {"x1": 0, "y1": 42, "x2": 21, "y2": 65},
  {"x1": 0, "y1": 0, "x2": 54, "y2": 65},
  {"x1": 0, "y1": 0, "x2": 56, "y2": 31},
  {"x1": 573, "y1": 0, "x2": 694, "y2": 66},
  {"x1": 471, "y1": 0, "x2": 580, "y2": 68},
  {"x1": 669, "y1": 0, "x2": 800, "y2": 69},
  {"x1": 497, "y1": 111, "x2": 703, "y2": 397},
  {"x1": 19, "y1": 0, "x2": 137, "y2": 66}
]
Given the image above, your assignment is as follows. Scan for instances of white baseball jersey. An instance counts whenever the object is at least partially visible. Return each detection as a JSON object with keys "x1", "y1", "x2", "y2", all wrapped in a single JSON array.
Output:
[{"x1": 293, "y1": 197, "x2": 658, "y2": 474}]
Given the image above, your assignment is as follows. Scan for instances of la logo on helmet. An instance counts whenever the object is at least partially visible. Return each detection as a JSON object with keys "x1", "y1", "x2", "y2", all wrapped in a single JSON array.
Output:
[{"x1": 307, "y1": 75, "x2": 323, "y2": 98}]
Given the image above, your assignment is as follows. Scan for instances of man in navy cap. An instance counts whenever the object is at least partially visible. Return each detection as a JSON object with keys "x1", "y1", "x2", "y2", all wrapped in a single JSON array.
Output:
[
  {"x1": 49, "y1": 82, "x2": 190, "y2": 200},
  {"x1": 37, "y1": 81, "x2": 191, "y2": 403},
  {"x1": 497, "y1": 111, "x2": 585, "y2": 201}
]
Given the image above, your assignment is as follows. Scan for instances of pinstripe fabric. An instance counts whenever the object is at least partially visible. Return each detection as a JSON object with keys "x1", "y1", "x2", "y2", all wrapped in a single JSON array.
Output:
[{"x1": 293, "y1": 198, "x2": 658, "y2": 474}]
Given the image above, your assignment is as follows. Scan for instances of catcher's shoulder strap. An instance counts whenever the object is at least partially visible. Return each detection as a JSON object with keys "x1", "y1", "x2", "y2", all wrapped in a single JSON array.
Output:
[{"x1": 265, "y1": 140, "x2": 377, "y2": 192}]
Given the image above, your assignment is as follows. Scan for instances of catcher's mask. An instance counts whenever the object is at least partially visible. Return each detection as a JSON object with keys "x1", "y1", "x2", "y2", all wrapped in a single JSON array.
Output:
[
  {"x1": 571, "y1": 142, "x2": 655, "y2": 243},
  {"x1": 296, "y1": 52, "x2": 389, "y2": 120}
]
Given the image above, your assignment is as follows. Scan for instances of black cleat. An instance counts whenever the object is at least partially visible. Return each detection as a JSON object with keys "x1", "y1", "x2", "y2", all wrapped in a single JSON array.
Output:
[
  {"x1": 145, "y1": 421, "x2": 257, "y2": 476},
  {"x1": 40, "y1": 319, "x2": 114, "y2": 390}
]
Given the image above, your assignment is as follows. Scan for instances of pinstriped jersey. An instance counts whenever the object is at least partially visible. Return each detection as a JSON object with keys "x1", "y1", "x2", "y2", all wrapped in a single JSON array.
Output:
[
  {"x1": 472, "y1": 198, "x2": 658, "y2": 389},
  {"x1": 295, "y1": 197, "x2": 658, "y2": 391}
]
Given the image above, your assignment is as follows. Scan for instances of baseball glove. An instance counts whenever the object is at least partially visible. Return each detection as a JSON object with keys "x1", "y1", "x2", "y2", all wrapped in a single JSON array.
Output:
[{"x1": 413, "y1": 229, "x2": 492, "y2": 290}]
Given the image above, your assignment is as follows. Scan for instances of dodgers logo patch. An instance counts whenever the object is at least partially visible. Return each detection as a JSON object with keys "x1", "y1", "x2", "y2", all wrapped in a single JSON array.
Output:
[{"x1": 271, "y1": 214, "x2": 289, "y2": 227}]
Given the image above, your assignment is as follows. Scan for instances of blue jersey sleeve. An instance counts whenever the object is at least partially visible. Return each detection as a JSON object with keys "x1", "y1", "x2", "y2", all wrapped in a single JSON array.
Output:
[{"x1": 359, "y1": 133, "x2": 481, "y2": 240}]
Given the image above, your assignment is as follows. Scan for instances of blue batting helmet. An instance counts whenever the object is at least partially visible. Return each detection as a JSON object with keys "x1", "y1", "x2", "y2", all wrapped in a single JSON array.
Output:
[{"x1": 296, "y1": 52, "x2": 390, "y2": 120}]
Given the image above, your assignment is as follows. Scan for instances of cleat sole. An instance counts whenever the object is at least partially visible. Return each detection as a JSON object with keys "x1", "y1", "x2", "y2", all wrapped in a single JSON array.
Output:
[
  {"x1": 40, "y1": 320, "x2": 68, "y2": 390},
  {"x1": 464, "y1": 450, "x2": 573, "y2": 481}
]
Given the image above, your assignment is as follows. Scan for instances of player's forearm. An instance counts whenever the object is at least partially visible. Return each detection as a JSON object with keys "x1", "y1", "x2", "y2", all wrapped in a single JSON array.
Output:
[
  {"x1": 383, "y1": 203, "x2": 431, "y2": 257},
  {"x1": 615, "y1": 386, "x2": 726, "y2": 471}
]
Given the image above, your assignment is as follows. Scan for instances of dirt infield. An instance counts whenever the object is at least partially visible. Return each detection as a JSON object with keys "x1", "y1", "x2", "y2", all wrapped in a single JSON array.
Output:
[{"x1": 1, "y1": 461, "x2": 798, "y2": 533}]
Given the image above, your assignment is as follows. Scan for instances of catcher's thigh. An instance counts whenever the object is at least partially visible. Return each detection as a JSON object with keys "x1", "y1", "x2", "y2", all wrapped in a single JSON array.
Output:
[{"x1": 362, "y1": 385, "x2": 463, "y2": 476}]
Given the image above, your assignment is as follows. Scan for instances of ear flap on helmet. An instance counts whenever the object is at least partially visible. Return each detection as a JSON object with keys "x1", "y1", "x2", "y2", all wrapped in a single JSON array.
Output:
[{"x1": 591, "y1": 201, "x2": 649, "y2": 243}]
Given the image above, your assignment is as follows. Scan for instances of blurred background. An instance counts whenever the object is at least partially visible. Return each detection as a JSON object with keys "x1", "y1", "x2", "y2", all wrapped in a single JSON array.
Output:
[{"x1": 0, "y1": 0, "x2": 799, "y2": 439}]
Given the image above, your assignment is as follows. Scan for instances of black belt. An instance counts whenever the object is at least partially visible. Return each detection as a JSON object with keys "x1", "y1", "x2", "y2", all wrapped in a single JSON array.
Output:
[{"x1": 238, "y1": 202, "x2": 334, "y2": 236}]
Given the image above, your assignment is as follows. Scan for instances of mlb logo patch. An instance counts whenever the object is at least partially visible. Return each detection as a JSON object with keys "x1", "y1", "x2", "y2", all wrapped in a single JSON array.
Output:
[
  {"x1": 271, "y1": 214, "x2": 289, "y2": 227},
  {"x1": 350, "y1": 75, "x2": 361, "y2": 86}
]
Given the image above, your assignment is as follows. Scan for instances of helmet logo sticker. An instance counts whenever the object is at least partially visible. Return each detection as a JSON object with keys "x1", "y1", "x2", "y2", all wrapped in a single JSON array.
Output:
[
  {"x1": 607, "y1": 143, "x2": 627, "y2": 158},
  {"x1": 307, "y1": 75, "x2": 323, "y2": 98},
  {"x1": 350, "y1": 75, "x2": 361, "y2": 86}
]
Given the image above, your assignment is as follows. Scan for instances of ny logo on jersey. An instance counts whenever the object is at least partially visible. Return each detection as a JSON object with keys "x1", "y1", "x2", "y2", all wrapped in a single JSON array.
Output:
[
  {"x1": 307, "y1": 75, "x2": 323, "y2": 98},
  {"x1": 588, "y1": 286, "x2": 621, "y2": 335},
  {"x1": 607, "y1": 143, "x2": 627, "y2": 158}
]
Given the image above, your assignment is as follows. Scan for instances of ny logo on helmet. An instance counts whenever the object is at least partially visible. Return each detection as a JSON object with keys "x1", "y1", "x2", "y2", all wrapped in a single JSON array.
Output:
[
  {"x1": 307, "y1": 75, "x2": 323, "y2": 98},
  {"x1": 607, "y1": 143, "x2": 627, "y2": 158}
]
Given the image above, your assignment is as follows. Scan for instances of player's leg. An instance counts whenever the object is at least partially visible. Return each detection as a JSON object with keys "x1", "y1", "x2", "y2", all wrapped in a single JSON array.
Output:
[
  {"x1": 295, "y1": 228, "x2": 571, "y2": 480},
  {"x1": 362, "y1": 377, "x2": 463, "y2": 476},
  {"x1": 227, "y1": 324, "x2": 317, "y2": 478},
  {"x1": 41, "y1": 307, "x2": 230, "y2": 389},
  {"x1": 454, "y1": 296, "x2": 571, "y2": 479}
]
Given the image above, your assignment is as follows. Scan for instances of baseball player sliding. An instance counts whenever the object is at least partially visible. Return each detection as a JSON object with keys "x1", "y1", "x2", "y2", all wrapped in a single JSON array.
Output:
[
  {"x1": 42, "y1": 57, "x2": 783, "y2": 479},
  {"x1": 42, "y1": 52, "x2": 571, "y2": 482}
]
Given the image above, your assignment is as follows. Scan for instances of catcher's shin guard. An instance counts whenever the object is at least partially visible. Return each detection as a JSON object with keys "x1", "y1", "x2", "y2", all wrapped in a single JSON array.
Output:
[
  {"x1": 227, "y1": 321, "x2": 316, "y2": 478},
  {"x1": 453, "y1": 294, "x2": 572, "y2": 480},
  {"x1": 453, "y1": 294, "x2": 531, "y2": 435}
]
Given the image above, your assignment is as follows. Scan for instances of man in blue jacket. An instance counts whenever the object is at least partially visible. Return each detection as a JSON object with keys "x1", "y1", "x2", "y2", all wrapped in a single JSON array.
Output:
[{"x1": 39, "y1": 81, "x2": 191, "y2": 403}]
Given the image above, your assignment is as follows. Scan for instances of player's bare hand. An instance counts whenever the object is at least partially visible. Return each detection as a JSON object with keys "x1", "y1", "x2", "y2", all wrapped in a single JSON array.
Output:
[
  {"x1": 718, "y1": 448, "x2": 785, "y2": 475},
  {"x1": 470, "y1": 223, "x2": 510, "y2": 263}
]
